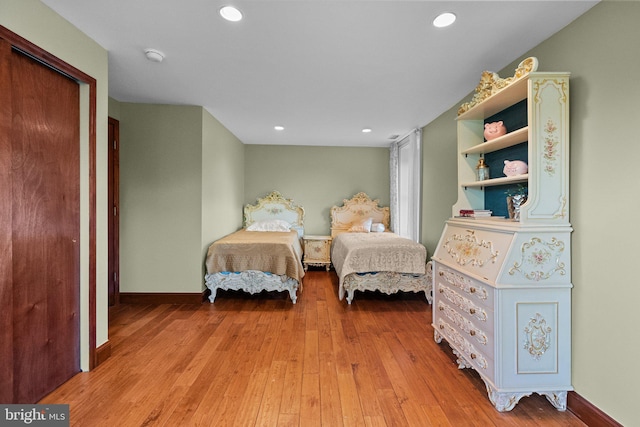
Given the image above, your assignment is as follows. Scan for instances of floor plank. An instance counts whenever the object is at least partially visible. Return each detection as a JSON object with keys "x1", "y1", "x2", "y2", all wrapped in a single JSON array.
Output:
[{"x1": 40, "y1": 270, "x2": 587, "y2": 426}]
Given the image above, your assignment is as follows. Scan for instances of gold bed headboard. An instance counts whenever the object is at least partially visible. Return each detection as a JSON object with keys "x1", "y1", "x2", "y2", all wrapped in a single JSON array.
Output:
[
  {"x1": 243, "y1": 191, "x2": 305, "y2": 228},
  {"x1": 330, "y1": 192, "x2": 390, "y2": 238}
]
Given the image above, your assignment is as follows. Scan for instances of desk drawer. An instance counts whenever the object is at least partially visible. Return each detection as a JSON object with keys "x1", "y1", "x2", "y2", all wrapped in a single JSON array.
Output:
[
  {"x1": 435, "y1": 263, "x2": 494, "y2": 310},
  {"x1": 434, "y1": 317, "x2": 494, "y2": 380}
]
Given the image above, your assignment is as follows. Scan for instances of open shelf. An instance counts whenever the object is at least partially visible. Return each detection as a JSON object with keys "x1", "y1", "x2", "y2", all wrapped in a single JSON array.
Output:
[
  {"x1": 457, "y1": 76, "x2": 529, "y2": 121},
  {"x1": 461, "y1": 127, "x2": 528, "y2": 155},
  {"x1": 461, "y1": 174, "x2": 528, "y2": 188}
]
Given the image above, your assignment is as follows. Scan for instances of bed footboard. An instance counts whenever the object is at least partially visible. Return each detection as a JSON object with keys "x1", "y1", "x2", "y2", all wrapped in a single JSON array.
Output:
[
  {"x1": 205, "y1": 270, "x2": 300, "y2": 304},
  {"x1": 342, "y1": 262, "x2": 433, "y2": 305}
]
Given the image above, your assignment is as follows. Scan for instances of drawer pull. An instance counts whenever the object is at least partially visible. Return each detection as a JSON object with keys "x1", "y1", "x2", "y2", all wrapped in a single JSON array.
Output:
[
  {"x1": 439, "y1": 271, "x2": 444, "y2": 276},
  {"x1": 439, "y1": 288, "x2": 444, "y2": 294},
  {"x1": 439, "y1": 325, "x2": 444, "y2": 330},
  {"x1": 470, "y1": 330, "x2": 476, "y2": 336},
  {"x1": 469, "y1": 308, "x2": 476, "y2": 315},
  {"x1": 470, "y1": 353, "x2": 476, "y2": 360},
  {"x1": 439, "y1": 306, "x2": 444, "y2": 311},
  {"x1": 470, "y1": 287, "x2": 476, "y2": 294}
]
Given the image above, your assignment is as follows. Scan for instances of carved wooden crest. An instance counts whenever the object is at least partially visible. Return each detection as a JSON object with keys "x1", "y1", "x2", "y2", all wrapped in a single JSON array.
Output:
[{"x1": 458, "y1": 57, "x2": 539, "y2": 115}]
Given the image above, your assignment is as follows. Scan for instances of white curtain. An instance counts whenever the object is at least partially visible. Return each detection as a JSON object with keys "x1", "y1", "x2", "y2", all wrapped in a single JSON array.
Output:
[
  {"x1": 390, "y1": 128, "x2": 421, "y2": 241},
  {"x1": 389, "y1": 142, "x2": 399, "y2": 234}
]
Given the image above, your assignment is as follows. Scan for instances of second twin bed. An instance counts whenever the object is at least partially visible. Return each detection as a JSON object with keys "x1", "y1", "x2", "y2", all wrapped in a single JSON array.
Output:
[{"x1": 329, "y1": 192, "x2": 432, "y2": 304}]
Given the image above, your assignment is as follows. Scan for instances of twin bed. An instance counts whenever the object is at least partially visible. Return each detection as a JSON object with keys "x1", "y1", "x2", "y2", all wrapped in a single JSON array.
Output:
[
  {"x1": 204, "y1": 191, "x2": 305, "y2": 304},
  {"x1": 204, "y1": 191, "x2": 432, "y2": 305},
  {"x1": 330, "y1": 192, "x2": 432, "y2": 304}
]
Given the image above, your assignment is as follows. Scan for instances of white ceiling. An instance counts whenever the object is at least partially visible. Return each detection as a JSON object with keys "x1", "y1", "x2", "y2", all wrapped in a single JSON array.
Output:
[{"x1": 41, "y1": 0, "x2": 598, "y2": 147}]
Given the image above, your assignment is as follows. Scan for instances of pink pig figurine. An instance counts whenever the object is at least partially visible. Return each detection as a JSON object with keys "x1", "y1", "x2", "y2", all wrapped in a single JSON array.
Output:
[
  {"x1": 484, "y1": 121, "x2": 507, "y2": 141},
  {"x1": 503, "y1": 160, "x2": 528, "y2": 176}
]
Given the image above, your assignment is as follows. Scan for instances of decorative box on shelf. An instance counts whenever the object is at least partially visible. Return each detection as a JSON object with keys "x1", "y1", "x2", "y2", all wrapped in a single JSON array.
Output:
[
  {"x1": 302, "y1": 235, "x2": 332, "y2": 271},
  {"x1": 432, "y1": 57, "x2": 573, "y2": 412}
]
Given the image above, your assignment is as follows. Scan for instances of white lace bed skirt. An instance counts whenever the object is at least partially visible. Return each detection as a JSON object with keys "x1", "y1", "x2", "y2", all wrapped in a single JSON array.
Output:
[
  {"x1": 204, "y1": 270, "x2": 300, "y2": 304},
  {"x1": 340, "y1": 261, "x2": 433, "y2": 305}
]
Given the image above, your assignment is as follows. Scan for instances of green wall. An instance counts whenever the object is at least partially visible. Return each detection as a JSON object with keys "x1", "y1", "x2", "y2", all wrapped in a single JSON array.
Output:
[
  {"x1": 117, "y1": 102, "x2": 245, "y2": 293},
  {"x1": 420, "y1": 3, "x2": 638, "y2": 424},
  {"x1": 119, "y1": 104, "x2": 204, "y2": 293},
  {"x1": 201, "y1": 108, "x2": 245, "y2": 267},
  {"x1": 420, "y1": 108, "x2": 459, "y2": 256},
  {"x1": 116, "y1": 119, "x2": 388, "y2": 290},
  {"x1": 244, "y1": 145, "x2": 390, "y2": 235}
]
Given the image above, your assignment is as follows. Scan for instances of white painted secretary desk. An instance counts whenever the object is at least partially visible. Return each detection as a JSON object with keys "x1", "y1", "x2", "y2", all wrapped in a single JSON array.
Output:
[{"x1": 431, "y1": 58, "x2": 573, "y2": 412}]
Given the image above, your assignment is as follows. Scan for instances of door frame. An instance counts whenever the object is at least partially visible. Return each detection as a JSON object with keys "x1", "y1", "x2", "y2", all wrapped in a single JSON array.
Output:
[
  {"x1": 108, "y1": 117, "x2": 119, "y2": 306},
  {"x1": 0, "y1": 26, "x2": 98, "y2": 370}
]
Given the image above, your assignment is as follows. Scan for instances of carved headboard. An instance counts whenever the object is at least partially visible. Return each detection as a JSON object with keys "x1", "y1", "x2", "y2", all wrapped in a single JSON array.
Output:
[
  {"x1": 243, "y1": 191, "x2": 305, "y2": 235},
  {"x1": 330, "y1": 192, "x2": 390, "y2": 238}
]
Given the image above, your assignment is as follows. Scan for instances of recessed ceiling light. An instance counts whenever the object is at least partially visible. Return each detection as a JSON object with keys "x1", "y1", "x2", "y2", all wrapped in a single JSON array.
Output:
[
  {"x1": 274, "y1": 126, "x2": 284, "y2": 131},
  {"x1": 433, "y1": 12, "x2": 456, "y2": 28},
  {"x1": 220, "y1": 6, "x2": 243, "y2": 22},
  {"x1": 362, "y1": 128, "x2": 372, "y2": 133}
]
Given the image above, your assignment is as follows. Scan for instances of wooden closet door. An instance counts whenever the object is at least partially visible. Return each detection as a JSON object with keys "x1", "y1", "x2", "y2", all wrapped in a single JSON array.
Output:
[
  {"x1": 0, "y1": 39, "x2": 81, "y2": 403},
  {"x1": 0, "y1": 39, "x2": 14, "y2": 405}
]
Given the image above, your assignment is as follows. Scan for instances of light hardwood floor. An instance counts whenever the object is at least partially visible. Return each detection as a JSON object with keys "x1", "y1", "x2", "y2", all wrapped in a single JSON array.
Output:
[{"x1": 41, "y1": 271, "x2": 587, "y2": 426}]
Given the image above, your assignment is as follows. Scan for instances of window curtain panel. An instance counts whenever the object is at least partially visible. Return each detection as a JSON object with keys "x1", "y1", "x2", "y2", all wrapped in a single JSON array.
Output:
[
  {"x1": 390, "y1": 128, "x2": 421, "y2": 241},
  {"x1": 389, "y1": 142, "x2": 399, "y2": 234}
]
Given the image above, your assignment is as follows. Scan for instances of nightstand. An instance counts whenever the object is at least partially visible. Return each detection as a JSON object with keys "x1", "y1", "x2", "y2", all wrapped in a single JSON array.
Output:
[{"x1": 302, "y1": 235, "x2": 332, "y2": 271}]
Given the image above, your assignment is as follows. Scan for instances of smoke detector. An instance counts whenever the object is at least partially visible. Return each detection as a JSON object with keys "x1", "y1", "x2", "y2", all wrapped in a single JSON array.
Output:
[{"x1": 144, "y1": 49, "x2": 165, "y2": 63}]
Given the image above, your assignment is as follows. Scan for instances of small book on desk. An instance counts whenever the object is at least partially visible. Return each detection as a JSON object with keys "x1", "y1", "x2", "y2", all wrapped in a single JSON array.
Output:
[{"x1": 459, "y1": 209, "x2": 493, "y2": 217}]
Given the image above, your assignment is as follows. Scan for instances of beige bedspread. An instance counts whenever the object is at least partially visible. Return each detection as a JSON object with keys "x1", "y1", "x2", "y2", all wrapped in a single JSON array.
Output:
[
  {"x1": 331, "y1": 232, "x2": 427, "y2": 284},
  {"x1": 205, "y1": 229, "x2": 305, "y2": 282}
]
